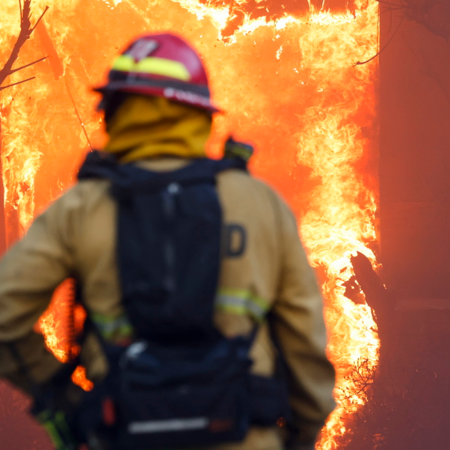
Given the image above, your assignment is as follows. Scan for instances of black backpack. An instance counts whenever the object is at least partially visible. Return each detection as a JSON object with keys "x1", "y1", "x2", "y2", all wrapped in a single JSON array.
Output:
[{"x1": 74, "y1": 150, "x2": 290, "y2": 450}]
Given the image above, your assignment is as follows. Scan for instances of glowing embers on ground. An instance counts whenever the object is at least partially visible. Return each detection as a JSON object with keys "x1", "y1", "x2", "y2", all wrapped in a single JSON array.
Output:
[{"x1": 0, "y1": 0, "x2": 379, "y2": 447}]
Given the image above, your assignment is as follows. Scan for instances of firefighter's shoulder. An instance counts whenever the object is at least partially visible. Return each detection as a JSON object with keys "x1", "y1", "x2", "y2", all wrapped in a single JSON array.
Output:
[{"x1": 216, "y1": 168, "x2": 295, "y2": 225}]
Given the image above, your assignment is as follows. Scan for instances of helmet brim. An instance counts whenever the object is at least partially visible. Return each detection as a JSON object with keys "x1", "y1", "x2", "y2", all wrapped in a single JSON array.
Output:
[{"x1": 93, "y1": 81, "x2": 220, "y2": 114}]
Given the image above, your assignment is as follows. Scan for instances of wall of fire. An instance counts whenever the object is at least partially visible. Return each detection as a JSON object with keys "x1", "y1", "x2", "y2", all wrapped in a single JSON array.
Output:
[{"x1": 0, "y1": 0, "x2": 450, "y2": 449}]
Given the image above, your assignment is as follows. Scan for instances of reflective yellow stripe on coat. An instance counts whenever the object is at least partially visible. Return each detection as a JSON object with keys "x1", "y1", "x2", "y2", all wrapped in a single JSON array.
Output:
[
  {"x1": 215, "y1": 288, "x2": 270, "y2": 322},
  {"x1": 91, "y1": 312, "x2": 134, "y2": 342}
]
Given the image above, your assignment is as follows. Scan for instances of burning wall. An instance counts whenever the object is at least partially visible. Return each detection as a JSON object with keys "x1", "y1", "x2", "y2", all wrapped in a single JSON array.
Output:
[{"x1": 0, "y1": 0, "x2": 380, "y2": 448}]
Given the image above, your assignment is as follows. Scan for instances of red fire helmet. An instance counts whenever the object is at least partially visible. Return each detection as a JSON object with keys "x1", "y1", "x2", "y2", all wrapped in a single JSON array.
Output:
[{"x1": 95, "y1": 33, "x2": 219, "y2": 113}]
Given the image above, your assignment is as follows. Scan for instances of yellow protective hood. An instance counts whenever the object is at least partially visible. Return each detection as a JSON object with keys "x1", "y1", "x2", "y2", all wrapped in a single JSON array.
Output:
[{"x1": 104, "y1": 95, "x2": 212, "y2": 163}]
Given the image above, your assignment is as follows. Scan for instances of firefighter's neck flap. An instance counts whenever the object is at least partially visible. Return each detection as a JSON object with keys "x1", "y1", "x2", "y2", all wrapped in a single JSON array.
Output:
[{"x1": 104, "y1": 94, "x2": 212, "y2": 163}]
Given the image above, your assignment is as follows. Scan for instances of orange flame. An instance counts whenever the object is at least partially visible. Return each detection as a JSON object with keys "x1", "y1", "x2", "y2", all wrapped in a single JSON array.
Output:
[
  {"x1": 72, "y1": 366, "x2": 94, "y2": 392},
  {"x1": 295, "y1": 2, "x2": 380, "y2": 448},
  {"x1": 0, "y1": 0, "x2": 379, "y2": 445}
]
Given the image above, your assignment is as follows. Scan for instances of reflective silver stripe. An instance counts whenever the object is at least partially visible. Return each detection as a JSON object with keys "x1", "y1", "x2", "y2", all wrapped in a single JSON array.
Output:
[
  {"x1": 128, "y1": 418, "x2": 209, "y2": 434},
  {"x1": 215, "y1": 294, "x2": 267, "y2": 321}
]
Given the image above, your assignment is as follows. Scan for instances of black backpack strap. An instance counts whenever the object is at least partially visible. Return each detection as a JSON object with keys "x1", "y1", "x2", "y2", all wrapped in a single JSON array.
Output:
[
  {"x1": 107, "y1": 157, "x2": 248, "y2": 199},
  {"x1": 78, "y1": 150, "x2": 121, "y2": 181},
  {"x1": 224, "y1": 137, "x2": 254, "y2": 163},
  {"x1": 78, "y1": 152, "x2": 250, "y2": 345},
  {"x1": 78, "y1": 150, "x2": 249, "y2": 184}
]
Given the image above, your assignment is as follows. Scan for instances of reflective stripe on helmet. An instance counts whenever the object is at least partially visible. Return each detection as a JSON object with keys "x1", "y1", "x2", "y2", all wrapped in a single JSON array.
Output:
[
  {"x1": 163, "y1": 87, "x2": 212, "y2": 109},
  {"x1": 95, "y1": 34, "x2": 220, "y2": 113},
  {"x1": 215, "y1": 288, "x2": 270, "y2": 322},
  {"x1": 112, "y1": 55, "x2": 191, "y2": 81}
]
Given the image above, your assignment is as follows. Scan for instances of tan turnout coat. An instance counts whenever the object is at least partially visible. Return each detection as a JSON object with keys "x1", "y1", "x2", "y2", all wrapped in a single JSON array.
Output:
[{"x1": 0, "y1": 158, "x2": 335, "y2": 450}]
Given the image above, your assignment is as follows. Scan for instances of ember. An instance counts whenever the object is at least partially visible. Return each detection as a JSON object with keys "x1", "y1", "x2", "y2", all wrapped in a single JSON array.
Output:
[{"x1": 0, "y1": 0, "x2": 379, "y2": 447}]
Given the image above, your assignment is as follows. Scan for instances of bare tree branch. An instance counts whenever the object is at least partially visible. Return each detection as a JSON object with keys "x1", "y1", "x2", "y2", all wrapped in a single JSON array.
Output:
[
  {"x1": 64, "y1": 77, "x2": 93, "y2": 150},
  {"x1": 401, "y1": 0, "x2": 450, "y2": 40},
  {"x1": 376, "y1": 0, "x2": 406, "y2": 7},
  {"x1": 0, "y1": 0, "x2": 49, "y2": 91},
  {"x1": 355, "y1": 16, "x2": 405, "y2": 66},
  {"x1": 366, "y1": 0, "x2": 450, "y2": 69},
  {"x1": 0, "y1": 77, "x2": 36, "y2": 93},
  {"x1": 30, "y1": 6, "x2": 49, "y2": 34},
  {"x1": 9, "y1": 56, "x2": 47, "y2": 75}
]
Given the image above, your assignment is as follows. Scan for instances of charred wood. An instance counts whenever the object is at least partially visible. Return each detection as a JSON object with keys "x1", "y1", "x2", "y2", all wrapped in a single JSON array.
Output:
[{"x1": 348, "y1": 252, "x2": 395, "y2": 351}]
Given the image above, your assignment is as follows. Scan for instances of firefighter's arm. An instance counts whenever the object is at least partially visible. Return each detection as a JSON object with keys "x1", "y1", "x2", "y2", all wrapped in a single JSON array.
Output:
[
  {"x1": 0, "y1": 189, "x2": 78, "y2": 395},
  {"x1": 271, "y1": 201, "x2": 336, "y2": 446}
]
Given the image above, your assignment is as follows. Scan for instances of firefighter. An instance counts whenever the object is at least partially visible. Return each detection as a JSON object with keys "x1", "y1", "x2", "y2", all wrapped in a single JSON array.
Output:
[{"x1": 0, "y1": 33, "x2": 335, "y2": 450}]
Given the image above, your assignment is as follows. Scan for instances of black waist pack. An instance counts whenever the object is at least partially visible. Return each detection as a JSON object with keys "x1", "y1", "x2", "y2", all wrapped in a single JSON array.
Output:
[
  {"x1": 114, "y1": 337, "x2": 253, "y2": 449},
  {"x1": 76, "y1": 151, "x2": 290, "y2": 449}
]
